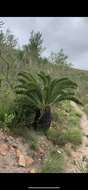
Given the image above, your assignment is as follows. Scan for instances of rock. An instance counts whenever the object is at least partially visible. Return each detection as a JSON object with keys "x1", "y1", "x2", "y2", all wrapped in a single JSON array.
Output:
[
  {"x1": 0, "y1": 144, "x2": 9, "y2": 156},
  {"x1": 25, "y1": 156, "x2": 34, "y2": 166},
  {"x1": 16, "y1": 149, "x2": 26, "y2": 167},
  {"x1": 5, "y1": 136, "x2": 17, "y2": 147},
  {"x1": 9, "y1": 146, "x2": 15, "y2": 153}
]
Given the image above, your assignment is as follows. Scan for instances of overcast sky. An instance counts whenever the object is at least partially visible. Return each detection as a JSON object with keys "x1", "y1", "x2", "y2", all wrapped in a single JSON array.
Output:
[{"x1": 1, "y1": 17, "x2": 88, "y2": 70}]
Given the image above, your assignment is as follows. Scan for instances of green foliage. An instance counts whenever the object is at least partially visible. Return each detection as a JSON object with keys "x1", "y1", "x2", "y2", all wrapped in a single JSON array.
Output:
[
  {"x1": 22, "y1": 31, "x2": 44, "y2": 65},
  {"x1": 42, "y1": 150, "x2": 65, "y2": 173},
  {"x1": 11, "y1": 125, "x2": 38, "y2": 150},
  {"x1": 27, "y1": 129, "x2": 38, "y2": 150},
  {"x1": 16, "y1": 71, "x2": 82, "y2": 108},
  {"x1": 12, "y1": 96, "x2": 36, "y2": 127},
  {"x1": 47, "y1": 126, "x2": 82, "y2": 146},
  {"x1": 0, "y1": 85, "x2": 15, "y2": 125},
  {"x1": 4, "y1": 113, "x2": 15, "y2": 125},
  {"x1": 64, "y1": 127, "x2": 82, "y2": 145},
  {"x1": 47, "y1": 102, "x2": 82, "y2": 146},
  {"x1": 29, "y1": 30, "x2": 43, "y2": 57},
  {"x1": 49, "y1": 49, "x2": 72, "y2": 67},
  {"x1": 5, "y1": 29, "x2": 17, "y2": 48},
  {"x1": 57, "y1": 101, "x2": 81, "y2": 130},
  {"x1": 67, "y1": 113, "x2": 80, "y2": 128},
  {"x1": 46, "y1": 127, "x2": 67, "y2": 145},
  {"x1": 30, "y1": 140, "x2": 38, "y2": 150},
  {"x1": 52, "y1": 111, "x2": 59, "y2": 122},
  {"x1": 0, "y1": 26, "x2": 88, "y2": 173},
  {"x1": 14, "y1": 71, "x2": 82, "y2": 130}
]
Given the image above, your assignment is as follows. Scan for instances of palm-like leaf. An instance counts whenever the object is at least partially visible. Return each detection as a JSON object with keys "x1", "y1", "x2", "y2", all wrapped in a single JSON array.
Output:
[
  {"x1": 15, "y1": 71, "x2": 82, "y2": 109},
  {"x1": 15, "y1": 71, "x2": 82, "y2": 129}
]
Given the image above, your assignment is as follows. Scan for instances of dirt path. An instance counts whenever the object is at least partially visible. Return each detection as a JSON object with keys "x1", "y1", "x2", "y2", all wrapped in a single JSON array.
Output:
[{"x1": 66, "y1": 101, "x2": 88, "y2": 172}]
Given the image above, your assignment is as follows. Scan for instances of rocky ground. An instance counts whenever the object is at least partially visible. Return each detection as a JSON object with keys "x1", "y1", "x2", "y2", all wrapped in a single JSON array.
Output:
[
  {"x1": 0, "y1": 128, "x2": 52, "y2": 173},
  {"x1": 0, "y1": 102, "x2": 88, "y2": 173}
]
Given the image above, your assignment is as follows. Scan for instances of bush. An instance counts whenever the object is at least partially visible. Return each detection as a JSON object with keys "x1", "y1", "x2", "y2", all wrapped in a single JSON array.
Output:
[
  {"x1": 46, "y1": 127, "x2": 67, "y2": 145},
  {"x1": 0, "y1": 85, "x2": 15, "y2": 127},
  {"x1": 64, "y1": 127, "x2": 82, "y2": 145},
  {"x1": 4, "y1": 113, "x2": 15, "y2": 125},
  {"x1": 42, "y1": 150, "x2": 65, "y2": 173},
  {"x1": 12, "y1": 96, "x2": 36, "y2": 128},
  {"x1": 67, "y1": 114, "x2": 80, "y2": 128},
  {"x1": 46, "y1": 123, "x2": 82, "y2": 146},
  {"x1": 52, "y1": 111, "x2": 61, "y2": 123},
  {"x1": 11, "y1": 126, "x2": 39, "y2": 150}
]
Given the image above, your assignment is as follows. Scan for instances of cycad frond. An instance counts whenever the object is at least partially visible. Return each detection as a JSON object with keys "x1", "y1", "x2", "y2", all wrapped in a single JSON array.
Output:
[
  {"x1": 18, "y1": 71, "x2": 37, "y2": 83},
  {"x1": 15, "y1": 71, "x2": 82, "y2": 110},
  {"x1": 38, "y1": 71, "x2": 51, "y2": 86},
  {"x1": 48, "y1": 78, "x2": 78, "y2": 104},
  {"x1": 52, "y1": 94, "x2": 82, "y2": 106}
]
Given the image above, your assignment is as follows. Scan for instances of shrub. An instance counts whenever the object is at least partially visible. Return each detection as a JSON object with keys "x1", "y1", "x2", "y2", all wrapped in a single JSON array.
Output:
[
  {"x1": 27, "y1": 129, "x2": 39, "y2": 150},
  {"x1": 42, "y1": 150, "x2": 65, "y2": 173},
  {"x1": 46, "y1": 123, "x2": 82, "y2": 146},
  {"x1": 64, "y1": 127, "x2": 82, "y2": 145},
  {"x1": 52, "y1": 111, "x2": 61, "y2": 123},
  {"x1": 46, "y1": 127, "x2": 67, "y2": 145},
  {"x1": 11, "y1": 126, "x2": 39, "y2": 150},
  {"x1": 30, "y1": 139, "x2": 38, "y2": 150},
  {"x1": 4, "y1": 113, "x2": 15, "y2": 125},
  {"x1": 15, "y1": 71, "x2": 82, "y2": 130},
  {"x1": 0, "y1": 85, "x2": 15, "y2": 125},
  {"x1": 11, "y1": 96, "x2": 36, "y2": 128}
]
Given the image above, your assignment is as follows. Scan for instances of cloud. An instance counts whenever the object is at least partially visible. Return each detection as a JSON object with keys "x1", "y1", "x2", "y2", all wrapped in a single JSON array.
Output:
[{"x1": 1, "y1": 17, "x2": 88, "y2": 70}]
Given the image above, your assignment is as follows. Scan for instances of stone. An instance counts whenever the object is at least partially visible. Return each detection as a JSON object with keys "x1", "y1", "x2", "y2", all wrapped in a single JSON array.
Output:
[
  {"x1": 16, "y1": 149, "x2": 26, "y2": 167},
  {"x1": 0, "y1": 144, "x2": 9, "y2": 156},
  {"x1": 25, "y1": 156, "x2": 34, "y2": 166}
]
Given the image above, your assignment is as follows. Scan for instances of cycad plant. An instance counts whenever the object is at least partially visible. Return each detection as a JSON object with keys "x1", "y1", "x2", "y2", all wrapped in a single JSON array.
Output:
[{"x1": 15, "y1": 71, "x2": 82, "y2": 130}]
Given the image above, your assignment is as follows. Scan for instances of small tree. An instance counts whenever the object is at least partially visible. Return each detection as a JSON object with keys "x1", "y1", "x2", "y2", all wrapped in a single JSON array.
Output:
[
  {"x1": 29, "y1": 30, "x2": 43, "y2": 57},
  {"x1": 0, "y1": 29, "x2": 17, "y2": 82},
  {"x1": 6, "y1": 29, "x2": 17, "y2": 48},
  {"x1": 49, "y1": 49, "x2": 72, "y2": 67},
  {"x1": 23, "y1": 31, "x2": 44, "y2": 64}
]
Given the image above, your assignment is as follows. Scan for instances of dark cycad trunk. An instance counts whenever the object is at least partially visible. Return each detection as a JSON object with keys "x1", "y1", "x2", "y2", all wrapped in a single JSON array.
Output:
[
  {"x1": 33, "y1": 107, "x2": 51, "y2": 130},
  {"x1": 33, "y1": 108, "x2": 41, "y2": 129}
]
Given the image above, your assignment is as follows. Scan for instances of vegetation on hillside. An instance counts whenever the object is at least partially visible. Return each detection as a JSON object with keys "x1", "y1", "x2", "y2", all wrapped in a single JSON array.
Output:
[
  {"x1": 0, "y1": 19, "x2": 88, "y2": 173},
  {"x1": 14, "y1": 71, "x2": 82, "y2": 130}
]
